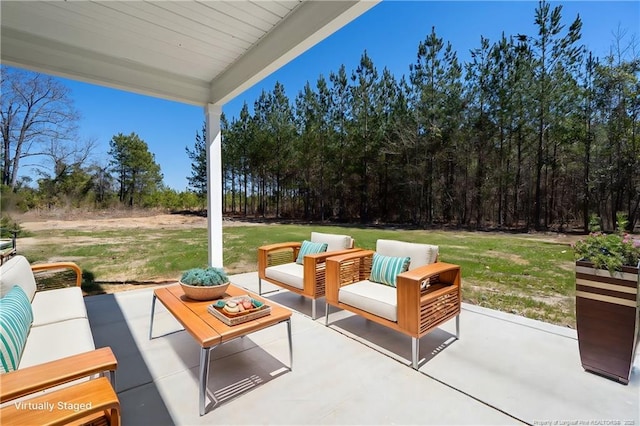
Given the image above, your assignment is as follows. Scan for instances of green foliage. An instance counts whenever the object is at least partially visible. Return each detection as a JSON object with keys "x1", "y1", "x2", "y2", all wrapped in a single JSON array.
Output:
[
  {"x1": 108, "y1": 132, "x2": 163, "y2": 207},
  {"x1": 37, "y1": 162, "x2": 95, "y2": 208},
  {"x1": 180, "y1": 267, "x2": 229, "y2": 287},
  {"x1": 573, "y1": 213, "x2": 640, "y2": 271},
  {"x1": 186, "y1": 122, "x2": 208, "y2": 198},
  {"x1": 1, "y1": 184, "x2": 36, "y2": 212},
  {"x1": 216, "y1": 1, "x2": 638, "y2": 232},
  {"x1": 0, "y1": 215, "x2": 23, "y2": 238}
]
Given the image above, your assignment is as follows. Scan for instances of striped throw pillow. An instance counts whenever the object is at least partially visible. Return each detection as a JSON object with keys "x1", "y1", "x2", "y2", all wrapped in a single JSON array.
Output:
[
  {"x1": 369, "y1": 253, "x2": 410, "y2": 287},
  {"x1": 0, "y1": 285, "x2": 33, "y2": 373},
  {"x1": 295, "y1": 240, "x2": 328, "y2": 265}
]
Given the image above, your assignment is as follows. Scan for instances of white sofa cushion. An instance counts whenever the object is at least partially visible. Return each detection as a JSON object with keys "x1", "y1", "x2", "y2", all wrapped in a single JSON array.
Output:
[
  {"x1": 339, "y1": 280, "x2": 397, "y2": 322},
  {"x1": 311, "y1": 232, "x2": 353, "y2": 252},
  {"x1": 376, "y1": 240, "x2": 438, "y2": 270},
  {"x1": 31, "y1": 287, "x2": 88, "y2": 327},
  {"x1": 19, "y1": 318, "x2": 95, "y2": 369},
  {"x1": 0, "y1": 256, "x2": 37, "y2": 300},
  {"x1": 265, "y1": 263, "x2": 304, "y2": 290}
]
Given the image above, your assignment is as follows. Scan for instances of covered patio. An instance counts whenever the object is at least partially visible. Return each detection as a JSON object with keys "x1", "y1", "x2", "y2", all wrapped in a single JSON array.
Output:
[
  {"x1": 1, "y1": 0, "x2": 379, "y2": 267},
  {"x1": 89, "y1": 272, "x2": 639, "y2": 425},
  {"x1": 2, "y1": 2, "x2": 639, "y2": 424}
]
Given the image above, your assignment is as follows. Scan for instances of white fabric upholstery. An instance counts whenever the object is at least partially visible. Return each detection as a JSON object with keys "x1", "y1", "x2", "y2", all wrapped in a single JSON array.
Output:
[
  {"x1": 19, "y1": 318, "x2": 95, "y2": 369},
  {"x1": 265, "y1": 263, "x2": 304, "y2": 290},
  {"x1": 339, "y1": 280, "x2": 397, "y2": 322},
  {"x1": 0, "y1": 255, "x2": 98, "y2": 376},
  {"x1": 31, "y1": 287, "x2": 88, "y2": 327},
  {"x1": 311, "y1": 232, "x2": 354, "y2": 252},
  {"x1": 376, "y1": 240, "x2": 438, "y2": 270},
  {"x1": 0, "y1": 255, "x2": 37, "y2": 300}
]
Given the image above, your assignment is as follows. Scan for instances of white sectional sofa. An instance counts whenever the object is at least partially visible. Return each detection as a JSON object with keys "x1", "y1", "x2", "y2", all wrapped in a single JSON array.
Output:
[
  {"x1": 0, "y1": 255, "x2": 98, "y2": 370},
  {"x1": 0, "y1": 255, "x2": 119, "y2": 425}
]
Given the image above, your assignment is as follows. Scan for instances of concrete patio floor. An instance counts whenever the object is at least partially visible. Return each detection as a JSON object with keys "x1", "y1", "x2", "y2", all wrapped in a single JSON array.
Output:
[{"x1": 85, "y1": 272, "x2": 640, "y2": 425}]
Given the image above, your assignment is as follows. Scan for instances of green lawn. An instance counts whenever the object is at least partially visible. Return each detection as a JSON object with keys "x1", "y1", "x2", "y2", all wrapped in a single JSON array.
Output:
[{"x1": 21, "y1": 223, "x2": 578, "y2": 328}]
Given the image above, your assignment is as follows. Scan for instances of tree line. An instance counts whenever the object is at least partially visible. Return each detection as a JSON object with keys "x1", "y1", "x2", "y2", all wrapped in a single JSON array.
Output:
[
  {"x1": 2, "y1": 1, "x2": 638, "y2": 232},
  {"x1": 217, "y1": 1, "x2": 639, "y2": 231}
]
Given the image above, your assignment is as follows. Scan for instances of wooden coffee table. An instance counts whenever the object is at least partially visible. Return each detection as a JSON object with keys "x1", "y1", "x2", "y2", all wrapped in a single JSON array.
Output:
[{"x1": 149, "y1": 283, "x2": 292, "y2": 415}]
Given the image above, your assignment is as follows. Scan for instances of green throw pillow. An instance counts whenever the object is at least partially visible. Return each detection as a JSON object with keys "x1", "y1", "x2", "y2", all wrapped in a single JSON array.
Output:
[
  {"x1": 369, "y1": 253, "x2": 410, "y2": 287},
  {"x1": 0, "y1": 285, "x2": 33, "y2": 373},
  {"x1": 295, "y1": 240, "x2": 328, "y2": 265}
]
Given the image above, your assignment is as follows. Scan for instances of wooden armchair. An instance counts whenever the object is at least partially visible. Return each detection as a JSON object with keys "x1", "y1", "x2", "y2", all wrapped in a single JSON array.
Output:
[
  {"x1": 325, "y1": 240, "x2": 461, "y2": 369},
  {"x1": 258, "y1": 232, "x2": 359, "y2": 319},
  {"x1": 0, "y1": 347, "x2": 120, "y2": 425}
]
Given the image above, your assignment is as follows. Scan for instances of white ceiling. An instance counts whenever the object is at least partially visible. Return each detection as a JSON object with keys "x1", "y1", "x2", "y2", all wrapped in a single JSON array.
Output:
[{"x1": 1, "y1": 0, "x2": 378, "y2": 106}]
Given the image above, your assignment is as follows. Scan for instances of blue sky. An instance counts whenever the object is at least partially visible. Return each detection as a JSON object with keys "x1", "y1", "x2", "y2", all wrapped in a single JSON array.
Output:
[{"x1": 32, "y1": 1, "x2": 640, "y2": 191}]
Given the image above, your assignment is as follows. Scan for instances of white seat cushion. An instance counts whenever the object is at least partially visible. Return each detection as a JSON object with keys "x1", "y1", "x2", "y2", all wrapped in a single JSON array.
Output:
[
  {"x1": 0, "y1": 255, "x2": 37, "y2": 300},
  {"x1": 339, "y1": 280, "x2": 397, "y2": 322},
  {"x1": 376, "y1": 240, "x2": 438, "y2": 270},
  {"x1": 31, "y1": 287, "x2": 88, "y2": 327},
  {"x1": 265, "y1": 263, "x2": 304, "y2": 290},
  {"x1": 311, "y1": 232, "x2": 354, "y2": 252},
  {"x1": 19, "y1": 318, "x2": 95, "y2": 369}
]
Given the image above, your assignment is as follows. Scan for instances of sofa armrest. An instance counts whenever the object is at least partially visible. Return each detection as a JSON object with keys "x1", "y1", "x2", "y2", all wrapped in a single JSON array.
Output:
[
  {"x1": 0, "y1": 347, "x2": 117, "y2": 403},
  {"x1": 31, "y1": 261, "x2": 82, "y2": 287},
  {"x1": 258, "y1": 242, "x2": 302, "y2": 277},
  {"x1": 0, "y1": 376, "x2": 120, "y2": 426},
  {"x1": 398, "y1": 262, "x2": 461, "y2": 289},
  {"x1": 396, "y1": 262, "x2": 461, "y2": 334},
  {"x1": 303, "y1": 248, "x2": 363, "y2": 297},
  {"x1": 304, "y1": 248, "x2": 362, "y2": 263},
  {"x1": 325, "y1": 250, "x2": 375, "y2": 304}
]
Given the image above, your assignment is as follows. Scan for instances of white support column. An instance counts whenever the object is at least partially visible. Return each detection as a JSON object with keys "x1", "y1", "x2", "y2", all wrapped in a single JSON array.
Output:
[{"x1": 205, "y1": 104, "x2": 223, "y2": 267}]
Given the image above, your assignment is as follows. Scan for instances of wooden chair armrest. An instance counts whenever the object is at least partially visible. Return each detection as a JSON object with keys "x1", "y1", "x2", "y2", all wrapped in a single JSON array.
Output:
[
  {"x1": 31, "y1": 262, "x2": 82, "y2": 287},
  {"x1": 398, "y1": 262, "x2": 461, "y2": 285},
  {"x1": 1, "y1": 347, "x2": 117, "y2": 403},
  {"x1": 303, "y1": 248, "x2": 363, "y2": 264},
  {"x1": 301, "y1": 249, "x2": 362, "y2": 298},
  {"x1": 326, "y1": 250, "x2": 375, "y2": 303},
  {"x1": 0, "y1": 376, "x2": 120, "y2": 426},
  {"x1": 258, "y1": 242, "x2": 302, "y2": 253},
  {"x1": 258, "y1": 242, "x2": 302, "y2": 272},
  {"x1": 325, "y1": 249, "x2": 374, "y2": 265},
  {"x1": 397, "y1": 263, "x2": 461, "y2": 334}
]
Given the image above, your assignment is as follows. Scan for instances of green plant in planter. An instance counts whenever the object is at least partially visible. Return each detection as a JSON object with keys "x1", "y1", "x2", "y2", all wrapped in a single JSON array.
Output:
[
  {"x1": 573, "y1": 213, "x2": 640, "y2": 272},
  {"x1": 180, "y1": 267, "x2": 229, "y2": 287}
]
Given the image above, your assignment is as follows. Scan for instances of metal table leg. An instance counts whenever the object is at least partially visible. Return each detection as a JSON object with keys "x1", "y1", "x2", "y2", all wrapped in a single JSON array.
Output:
[
  {"x1": 199, "y1": 346, "x2": 217, "y2": 416},
  {"x1": 286, "y1": 318, "x2": 293, "y2": 370},
  {"x1": 149, "y1": 293, "x2": 157, "y2": 340}
]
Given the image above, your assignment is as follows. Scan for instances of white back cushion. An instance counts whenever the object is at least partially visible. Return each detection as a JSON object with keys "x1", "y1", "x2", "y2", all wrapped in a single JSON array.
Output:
[
  {"x1": 376, "y1": 240, "x2": 438, "y2": 270},
  {"x1": 311, "y1": 232, "x2": 354, "y2": 252},
  {"x1": 0, "y1": 256, "x2": 37, "y2": 301}
]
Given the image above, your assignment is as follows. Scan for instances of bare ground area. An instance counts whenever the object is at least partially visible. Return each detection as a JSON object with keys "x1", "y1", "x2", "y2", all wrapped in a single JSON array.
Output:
[
  {"x1": 15, "y1": 210, "x2": 267, "y2": 251},
  {"x1": 12, "y1": 210, "x2": 270, "y2": 294}
]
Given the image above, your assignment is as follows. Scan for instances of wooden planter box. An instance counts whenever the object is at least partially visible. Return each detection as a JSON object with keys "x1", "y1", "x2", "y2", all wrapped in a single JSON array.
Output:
[{"x1": 575, "y1": 260, "x2": 640, "y2": 384}]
